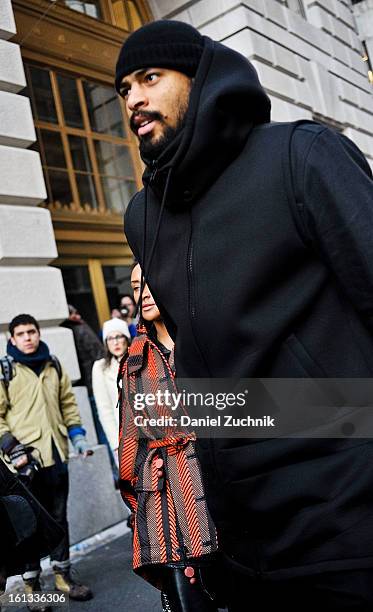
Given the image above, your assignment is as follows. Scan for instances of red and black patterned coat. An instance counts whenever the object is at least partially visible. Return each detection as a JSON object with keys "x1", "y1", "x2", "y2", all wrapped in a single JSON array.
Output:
[{"x1": 118, "y1": 330, "x2": 218, "y2": 586}]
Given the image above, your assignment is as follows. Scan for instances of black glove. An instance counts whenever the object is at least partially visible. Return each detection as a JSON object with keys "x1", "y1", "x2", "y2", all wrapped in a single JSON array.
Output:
[
  {"x1": 0, "y1": 433, "x2": 28, "y2": 470},
  {"x1": 8, "y1": 444, "x2": 29, "y2": 469},
  {"x1": 0, "y1": 432, "x2": 20, "y2": 455}
]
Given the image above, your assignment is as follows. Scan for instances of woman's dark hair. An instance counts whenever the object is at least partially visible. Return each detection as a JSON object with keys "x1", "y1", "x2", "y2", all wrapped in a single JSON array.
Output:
[
  {"x1": 9, "y1": 314, "x2": 40, "y2": 336},
  {"x1": 130, "y1": 261, "x2": 158, "y2": 329}
]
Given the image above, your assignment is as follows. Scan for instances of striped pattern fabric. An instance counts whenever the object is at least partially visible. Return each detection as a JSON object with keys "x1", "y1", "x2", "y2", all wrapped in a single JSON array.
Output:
[{"x1": 118, "y1": 329, "x2": 218, "y2": 582}]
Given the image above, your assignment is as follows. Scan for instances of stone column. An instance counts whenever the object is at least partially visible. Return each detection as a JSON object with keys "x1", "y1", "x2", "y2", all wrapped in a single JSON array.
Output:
[{"x1": 0, "y1": 0, "x2": 127, "y2": 543}]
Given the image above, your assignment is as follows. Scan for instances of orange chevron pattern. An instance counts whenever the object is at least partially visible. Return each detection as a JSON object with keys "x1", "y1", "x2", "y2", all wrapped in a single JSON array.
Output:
[
  {"x1": 166, "y1": 480, "x2": 180, "y2": 556},
  {"x1": 133, "y1": 514, "x2": 141, "y2": 568},
  {"x1": 154, "y1": 490, "x2": 167, "y2": 563},
  {"x1": 176, "y1": 449, "x2": 203, "y2": 557}
]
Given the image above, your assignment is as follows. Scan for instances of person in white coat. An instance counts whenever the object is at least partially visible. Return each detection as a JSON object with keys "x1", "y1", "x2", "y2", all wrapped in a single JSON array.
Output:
[{"x1": 92, "y1": 319, "x2": 130, "y2": 467}]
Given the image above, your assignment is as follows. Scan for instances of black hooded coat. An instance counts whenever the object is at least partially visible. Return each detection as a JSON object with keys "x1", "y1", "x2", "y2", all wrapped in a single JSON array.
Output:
[{"x1": 124, "y1": 36, "x2": 373, "y2": 578}]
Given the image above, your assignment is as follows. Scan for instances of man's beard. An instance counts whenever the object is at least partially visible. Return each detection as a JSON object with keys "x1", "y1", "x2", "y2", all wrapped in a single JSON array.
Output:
[
  {"x1": 130, "y1": 109, "x2": 187, "y2": 161},
  {"x1": 140, "y1": 123, "x2": 181, "y2": 160}
]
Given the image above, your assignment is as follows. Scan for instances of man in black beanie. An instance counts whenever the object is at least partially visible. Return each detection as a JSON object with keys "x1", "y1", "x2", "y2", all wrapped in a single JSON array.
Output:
[{"x1": 116, "y1": 19, "x2": 373, "y2": 612}]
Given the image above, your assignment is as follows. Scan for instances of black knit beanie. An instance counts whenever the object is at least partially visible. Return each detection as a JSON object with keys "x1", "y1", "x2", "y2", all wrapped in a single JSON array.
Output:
[{"x1": 115, "y1": 20, "x2": 204, "y2": 93}]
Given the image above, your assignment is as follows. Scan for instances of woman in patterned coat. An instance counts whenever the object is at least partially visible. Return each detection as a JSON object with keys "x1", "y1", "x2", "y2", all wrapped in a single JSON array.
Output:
[{"x1": 118, "y1": 264, "x2": 221, "y2": 612}]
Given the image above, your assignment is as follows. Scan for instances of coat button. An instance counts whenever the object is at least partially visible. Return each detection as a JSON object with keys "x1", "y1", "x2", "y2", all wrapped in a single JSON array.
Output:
[
  {"x1": 155, "y1": 458, "x2": 163, "y2": 469},
  {"x1": 184, "y1": 566, "x2": 194, "y2": 578}
]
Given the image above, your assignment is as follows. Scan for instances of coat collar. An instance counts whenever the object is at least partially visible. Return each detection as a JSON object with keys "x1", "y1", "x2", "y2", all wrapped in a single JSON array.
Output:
[{"x1": 127, "y1": 333, "x2": 174, "y2": 375}]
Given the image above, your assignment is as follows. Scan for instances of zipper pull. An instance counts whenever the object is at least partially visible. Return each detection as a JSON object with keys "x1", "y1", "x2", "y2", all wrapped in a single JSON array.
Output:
[{"x1": 149, "y1": 160, "x2": 158, "y2": 183}]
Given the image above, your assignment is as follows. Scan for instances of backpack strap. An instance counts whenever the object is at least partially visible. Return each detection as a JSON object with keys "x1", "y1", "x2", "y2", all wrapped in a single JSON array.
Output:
[
  {"x1": 48, "y1": 356, "x2": 62, "y2": 409},
  {"x1": 0, "y1": 355, "x2": 62, "y2": 383},
  {"x1": 0, "y1": 356, "x2": 15, "y2": 388},
  {"x1": 49, "y1": 355, "x2": 62, "y2": 381},
  {"x1": 283, "y1": 119, "x2": 319, "y2": 249}
]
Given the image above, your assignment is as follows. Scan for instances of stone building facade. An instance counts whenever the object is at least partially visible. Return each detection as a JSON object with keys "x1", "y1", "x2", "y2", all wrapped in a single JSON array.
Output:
[
  {"x1": 148, "y1": 0, "x2": 373, "y2": 168},
  {"x1": 353, "y1": 0, "x2": 373, "y2": 85}
]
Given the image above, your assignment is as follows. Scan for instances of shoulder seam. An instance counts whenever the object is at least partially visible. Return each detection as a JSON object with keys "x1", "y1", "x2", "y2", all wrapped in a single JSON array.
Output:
[
  {"x1": 296, "y1": 123, "x2": 327, "y2": 134},
  {"x1": 298, "y1": 126, "x2": 329, "y2": 201}
]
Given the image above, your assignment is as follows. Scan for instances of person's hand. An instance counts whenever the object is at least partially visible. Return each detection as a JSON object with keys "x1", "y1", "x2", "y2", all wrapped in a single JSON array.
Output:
[
  {"x1": 71, "y1": 434, "x2": 94, "y2": 458},
  {"x1": 8, "y1": 444, "x2": 29, "y2": 469}
]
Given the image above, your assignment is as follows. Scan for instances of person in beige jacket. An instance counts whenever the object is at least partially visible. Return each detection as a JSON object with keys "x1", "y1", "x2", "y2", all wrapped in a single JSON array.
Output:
[
  {"x1": 92, "y1": 318, "x2": 130, "y2": 467},
  {"x1": 0, "y1": 314, "x2": 93, "y2": 607}
]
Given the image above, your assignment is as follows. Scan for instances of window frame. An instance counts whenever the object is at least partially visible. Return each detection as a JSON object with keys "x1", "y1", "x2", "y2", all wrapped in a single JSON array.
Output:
[
  {"x1": 25, "y1": 61, "x2": 141, "y2": 215},
  {"x1": 57, "y1": 0, "x2": 152, "y2": 28}
]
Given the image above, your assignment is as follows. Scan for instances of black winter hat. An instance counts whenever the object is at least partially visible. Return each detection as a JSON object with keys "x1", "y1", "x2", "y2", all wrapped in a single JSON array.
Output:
[{"x1": 115, "y1": 20, "x2": 204, "y2": 93}]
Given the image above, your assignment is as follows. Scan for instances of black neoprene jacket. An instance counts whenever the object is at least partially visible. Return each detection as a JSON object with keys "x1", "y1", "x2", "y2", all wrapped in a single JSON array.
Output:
[{"x1": 124, "y1": 35, "x2": 373, "y2": 578}]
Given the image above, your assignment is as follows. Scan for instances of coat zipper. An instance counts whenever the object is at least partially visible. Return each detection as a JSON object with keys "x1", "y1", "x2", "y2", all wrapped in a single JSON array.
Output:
[
  {"x1": 148, "y1": 165, "x2": 209, "y2": 374},
  {"x1": 187, "y1": 239, "x2": 196, "y2": 319},
  {"x1": 149, "y1": 159, "x2": 158, "y2": 183},
  {"x1": 186, "y1": 225, "x2": 211, "y2": 374}
]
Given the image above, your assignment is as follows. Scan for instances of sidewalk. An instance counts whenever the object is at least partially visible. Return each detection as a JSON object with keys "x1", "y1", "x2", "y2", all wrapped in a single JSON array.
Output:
[{"x1": 3, "y1": 523, "x2": 162, "y2": 612}]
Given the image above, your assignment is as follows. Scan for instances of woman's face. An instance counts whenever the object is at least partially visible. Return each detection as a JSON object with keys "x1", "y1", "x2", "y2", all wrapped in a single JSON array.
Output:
[
  {"x1": 131, "y1": 264, "x2": 161, "y2": 322},
  {"x1": 106, "y1": 330, "x2": 128, "y2": 359}
]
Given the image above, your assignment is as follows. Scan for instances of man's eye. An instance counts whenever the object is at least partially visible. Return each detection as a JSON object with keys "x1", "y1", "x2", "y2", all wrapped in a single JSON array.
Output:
[
  {"x1": 119, "y1": 83, "x2": 131, "y2": 98},
  {"x1": 145, "y1": 73, "x2": 158, "y2": 83}
]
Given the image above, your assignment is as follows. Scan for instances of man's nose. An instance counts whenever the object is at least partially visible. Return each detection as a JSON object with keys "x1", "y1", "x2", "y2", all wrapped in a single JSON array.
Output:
[{"x1": 127, "y1": 83, "x2": 147, "y2": 111}]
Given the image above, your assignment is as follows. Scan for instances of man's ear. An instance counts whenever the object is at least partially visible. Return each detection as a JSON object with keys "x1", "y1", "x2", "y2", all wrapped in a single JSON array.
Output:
[{"x1": 10, "y1": 336, "x2": 16, "y2": 346}]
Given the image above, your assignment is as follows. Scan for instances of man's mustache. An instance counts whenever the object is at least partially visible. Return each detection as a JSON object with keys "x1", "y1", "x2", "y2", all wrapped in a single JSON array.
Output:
[{"x1": 130, "y1": 111, "x2": 163, "y2": 135}]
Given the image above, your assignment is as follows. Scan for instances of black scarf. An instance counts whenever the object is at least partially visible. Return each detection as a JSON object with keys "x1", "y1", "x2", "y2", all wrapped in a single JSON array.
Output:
[{"x1": 7, "y1": 340, "x2": 51, "y2": 377}]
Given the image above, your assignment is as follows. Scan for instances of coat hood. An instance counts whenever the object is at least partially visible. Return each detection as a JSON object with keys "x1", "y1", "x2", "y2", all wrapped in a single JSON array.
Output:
[{"x1": 142, "y1": 36, "x2": 271, "y2": 206}]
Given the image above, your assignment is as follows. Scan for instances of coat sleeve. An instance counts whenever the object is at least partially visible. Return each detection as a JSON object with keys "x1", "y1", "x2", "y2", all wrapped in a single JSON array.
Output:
[
  {"x1": 300, "y1": 127, "x2": 373, "y2": 334},
  {"x1": 59, "y1": 367, "x2": 82, "y2": 428},
  {"x1": 92, "y1": 361, "x2": 118, "y2": 451},
  {"x1": 117, "y1": 367, "x2": 140, "y2": 513}
]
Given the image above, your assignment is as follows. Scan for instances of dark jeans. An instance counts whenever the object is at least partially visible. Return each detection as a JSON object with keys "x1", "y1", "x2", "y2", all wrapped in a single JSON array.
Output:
[
  {"x1": 226, "y1": 568, "x2": 373, "y2": 611},
  {"x1": 25, "y1": 449, "x2": 69, "y2": 571}
]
